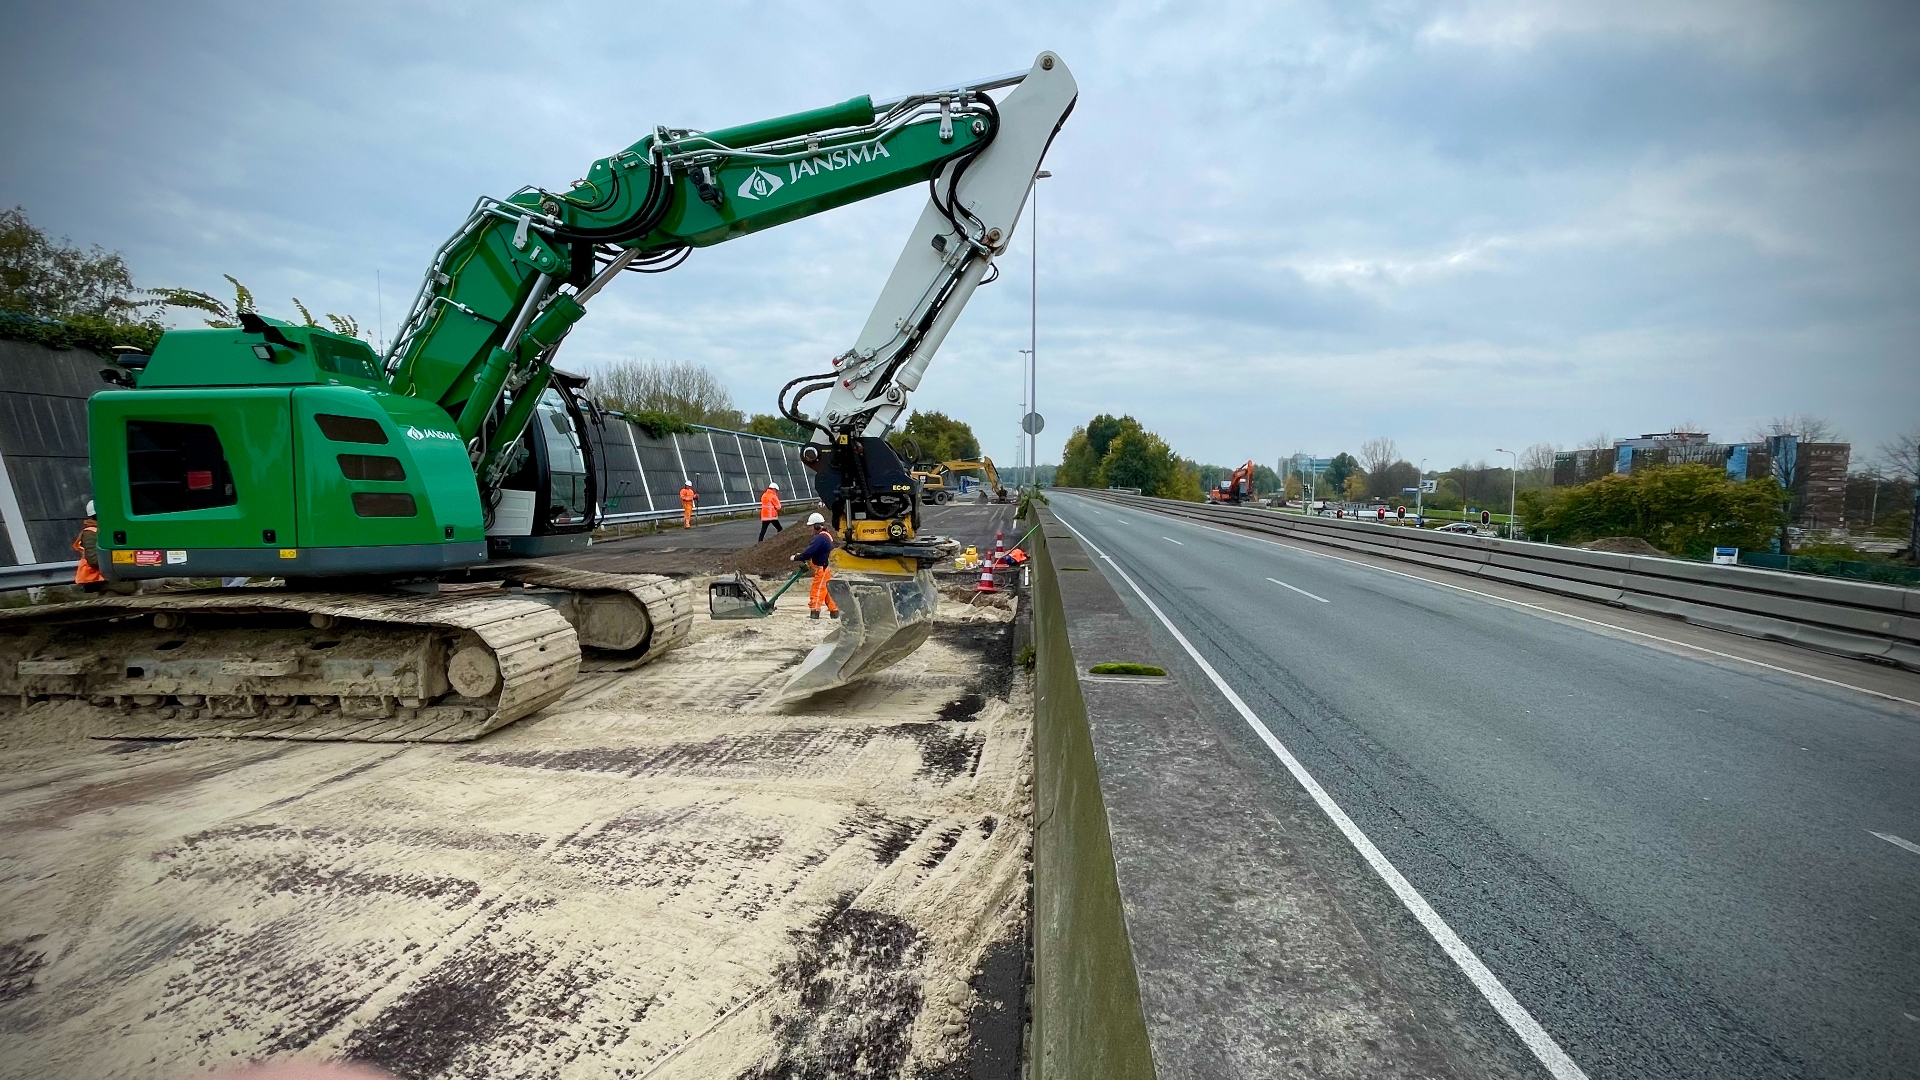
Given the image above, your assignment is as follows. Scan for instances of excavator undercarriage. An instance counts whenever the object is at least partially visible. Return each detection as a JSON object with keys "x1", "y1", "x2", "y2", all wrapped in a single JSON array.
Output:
[{"x1": 0, "y1": 565, "x2": 692, "y2": 741}]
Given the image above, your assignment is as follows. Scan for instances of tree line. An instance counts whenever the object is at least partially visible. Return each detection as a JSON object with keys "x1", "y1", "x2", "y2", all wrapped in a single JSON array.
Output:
[{"x1": 1056, "y1": 414, "x2": 1204, "y2": 500}]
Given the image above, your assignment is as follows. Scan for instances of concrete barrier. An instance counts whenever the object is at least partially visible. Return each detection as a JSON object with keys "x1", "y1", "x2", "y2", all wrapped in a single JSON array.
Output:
[
  {"x1": 1077, "y1": 491, "x2": 1920, "y2": 672},
  {"x1": 1028, "y1": 502, "x2": 1157, "y2": 1080}
]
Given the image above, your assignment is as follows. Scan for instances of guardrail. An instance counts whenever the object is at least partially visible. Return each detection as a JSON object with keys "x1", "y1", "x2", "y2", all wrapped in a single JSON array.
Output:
[
  {"x1": 0, "y1": 561, "x2": 75, "y2": 591},
  {"x1": 1074, "y1": 490, "x2": 1920, "y2": 672}
]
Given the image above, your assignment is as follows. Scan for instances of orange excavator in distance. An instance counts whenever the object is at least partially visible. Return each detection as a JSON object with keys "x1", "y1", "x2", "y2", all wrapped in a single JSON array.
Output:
[{"x1": 1208, "y1": 460, "x2": 1257, "y2": 504}]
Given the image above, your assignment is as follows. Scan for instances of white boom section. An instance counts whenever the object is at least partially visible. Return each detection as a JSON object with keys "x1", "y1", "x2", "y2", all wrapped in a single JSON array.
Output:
[{"x1": 813, "y1": 52, "x2": 1077, "y2": 439}]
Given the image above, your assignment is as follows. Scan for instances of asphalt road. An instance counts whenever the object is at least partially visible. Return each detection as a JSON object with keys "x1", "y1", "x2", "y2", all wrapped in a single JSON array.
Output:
[
  {"x1": 560, "y1": 499, "x2": 1019, "y2": 575},
  {"x1": 1049, "y1": 491, "x2": 1920, "y2": 1080}
]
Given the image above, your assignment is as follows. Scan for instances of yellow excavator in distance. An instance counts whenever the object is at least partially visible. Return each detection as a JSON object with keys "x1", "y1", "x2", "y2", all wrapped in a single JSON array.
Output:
[{"x1": 912, "y1": 458, "x2": 1009, "y2": 504}]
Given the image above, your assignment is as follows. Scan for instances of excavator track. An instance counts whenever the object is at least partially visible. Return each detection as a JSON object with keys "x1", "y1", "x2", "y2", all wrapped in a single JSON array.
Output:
[
  {"x1": 0, "y1": 590, "x2": 581, "y2": 742},
  {"x1": 487, "y1": 562, "x2": 694, "y2": 666},
  {"x1": 0, "y1": 564, "x2": 694, "y2": 742}
]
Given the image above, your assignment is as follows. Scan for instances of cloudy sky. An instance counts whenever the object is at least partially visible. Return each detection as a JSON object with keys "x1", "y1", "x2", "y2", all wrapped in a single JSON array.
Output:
[{"x1": 4, "y1": 0, "x2": 1915, "y2": 472}]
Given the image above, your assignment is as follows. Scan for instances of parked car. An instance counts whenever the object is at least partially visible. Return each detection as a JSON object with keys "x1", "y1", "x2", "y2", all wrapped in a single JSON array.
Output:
[{"x1": 1434, "y1": 522, "x2": 1480, "y2": 534}]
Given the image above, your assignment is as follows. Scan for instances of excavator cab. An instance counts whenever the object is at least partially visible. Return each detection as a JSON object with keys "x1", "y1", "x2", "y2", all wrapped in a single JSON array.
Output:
[{"x1": 485, "y1": 374, "x2": 599, "y2": 558}]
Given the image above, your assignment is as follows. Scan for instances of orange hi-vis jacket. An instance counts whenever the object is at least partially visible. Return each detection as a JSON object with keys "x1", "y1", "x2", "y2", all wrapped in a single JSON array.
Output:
[
  {"x1": 760, "y1": 487, "x2": 781, "y2": 521},
  {"x1": 679, "y1": 484, "x2": 696, "y2": 506}
]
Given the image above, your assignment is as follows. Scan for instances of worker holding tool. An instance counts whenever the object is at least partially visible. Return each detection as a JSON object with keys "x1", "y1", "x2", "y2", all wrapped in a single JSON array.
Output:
[
  {"x1": 759, "y1": 482, "x2": 783, "y2": 541},
  {"x1": 679, "y1": 479, "x2": 697, "y2": 529},
  {"x1": 791, "y1": 512, "x2": 840, "y2": 620},
  {"x1": 71, "y1": 500, "x2": 103, "y2": 587}
]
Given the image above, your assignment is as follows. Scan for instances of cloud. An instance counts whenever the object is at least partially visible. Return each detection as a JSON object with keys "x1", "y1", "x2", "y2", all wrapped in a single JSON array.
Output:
[{"x1": 2, "y1": 0, "x2": 1914, "y2": 472}]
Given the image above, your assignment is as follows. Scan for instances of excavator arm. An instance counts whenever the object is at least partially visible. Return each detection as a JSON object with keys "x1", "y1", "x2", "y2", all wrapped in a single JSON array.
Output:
[{"x1": 384, "y1": 54, "x2": 1073, "y2": 509}]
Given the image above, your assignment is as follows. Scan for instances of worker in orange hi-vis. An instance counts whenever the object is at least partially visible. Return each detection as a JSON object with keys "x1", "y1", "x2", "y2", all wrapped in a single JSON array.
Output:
[
  {"x1": 790, "y1": 512, "x2": 839, "y2": 620},
  {"x1": 758, "y1": 481, "x2": 783, "y2": 541},
  {"x1": 71, "y1": 499, "x2": 104, "y2": 587},
  {"x1": 679, "y1": 479, "x2": 696, "y2": 529}
]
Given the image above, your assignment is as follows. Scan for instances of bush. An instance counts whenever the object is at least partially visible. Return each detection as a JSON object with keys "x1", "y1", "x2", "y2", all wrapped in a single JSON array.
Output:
[
  {"x1": 0, "y1": 309, "x2": 162, "y2": 357},
  {"x1": 1519, "y1": 464, "x2": 1787, "y2": 558}
]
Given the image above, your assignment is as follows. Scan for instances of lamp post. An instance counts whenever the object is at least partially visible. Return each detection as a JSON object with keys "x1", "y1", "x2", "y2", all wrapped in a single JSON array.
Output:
[
  {"x1": 1416, "y1": 457, "x2": 1427, "y2": 525},
  {"x1": 1027, "y1": 170, "x2": 1050, "y2": 493},
  {"x1": 1495, "y1": 448, "x2": 1519, "y2": 539},
  {"x1": 1016, "y1": 348, "x2": 1032, "y2": 486}
]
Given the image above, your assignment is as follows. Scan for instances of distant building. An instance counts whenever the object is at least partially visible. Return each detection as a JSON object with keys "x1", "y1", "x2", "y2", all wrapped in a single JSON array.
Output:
[
  {"x1": 1552, "y1": 432, "x2": 1850, "y2": 533},
  {"x1": 1280, "y1": 454, "x2": 1333, "y2": 478}
]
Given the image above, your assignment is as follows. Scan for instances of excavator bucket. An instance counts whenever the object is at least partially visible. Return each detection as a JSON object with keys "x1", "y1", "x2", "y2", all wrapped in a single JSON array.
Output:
[{"x1": 778, "y1": 568, "x2": 942, "y2": 702}]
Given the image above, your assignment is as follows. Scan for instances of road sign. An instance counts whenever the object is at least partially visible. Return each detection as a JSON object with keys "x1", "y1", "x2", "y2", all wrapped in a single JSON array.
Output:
[
  {"x1": 1712, "y1": 546, "x2": 1739, "y2": 565},
  {"x1": 1480, "y1": 509, "x2": 1492, "y2": 525},
  {"x1": 1021, "y1": 412, "x2": 1045, "y2": 435},
  {"x1": 1420, "y1": 479, "x2": 1437, "y2": 494}
]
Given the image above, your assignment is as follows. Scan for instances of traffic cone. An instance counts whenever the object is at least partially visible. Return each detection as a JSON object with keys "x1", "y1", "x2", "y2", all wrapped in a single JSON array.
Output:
[
  {"x1": 976, "y1": 562, "x2": 998, "y2": 593},
  {"x1": 992, "y1": 530, "x2": 1006, "y2": 565}
]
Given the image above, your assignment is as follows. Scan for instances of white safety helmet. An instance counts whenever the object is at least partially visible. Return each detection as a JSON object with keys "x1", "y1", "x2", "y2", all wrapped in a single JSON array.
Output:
[
  {"x1": 807, "y1": 512, "x2": 827, "y2": 526},
  {"x1": 683, "y1": 479, "x2": 691, "y2": 486},
  {"x1": 85, "y1": 499, "x2": 95, "y2": 516},
  {"x1": 769, "y1": 482, "x2": 779, "y2": 491}
]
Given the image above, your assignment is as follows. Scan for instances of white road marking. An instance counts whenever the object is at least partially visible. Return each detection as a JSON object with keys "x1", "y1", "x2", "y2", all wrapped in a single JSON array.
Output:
[
  {"x1": 1097, "y1": 500, "x2": 1920, "y2": 711},
  {"x1": 1114, "y1": 518, "x2": 1131, "y2": 525},
  {"x1": 1267, "y1": 577, "x2": 1330, "y2": 603},
  {"x1": 1052, "y1": 509, "x2": 1591, "y2": 1080},
  {"x1": 1870, "y1": 831, "x2": 1920, "y2": 856},
  {"x1": 1162, "y1": 536, "x2": 1184, "y2": 545}
]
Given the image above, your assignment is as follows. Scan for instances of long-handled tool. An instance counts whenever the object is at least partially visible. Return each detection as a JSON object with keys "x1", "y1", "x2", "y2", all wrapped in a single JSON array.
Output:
[{"x1": 708, "y1": 569, "x2": 806, "y2": 620}]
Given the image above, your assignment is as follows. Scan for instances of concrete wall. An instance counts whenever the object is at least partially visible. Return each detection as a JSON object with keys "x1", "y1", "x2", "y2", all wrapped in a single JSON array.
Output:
[{"x1": 1028, "y1": 504, "x2": 1158, "y2": 1080}]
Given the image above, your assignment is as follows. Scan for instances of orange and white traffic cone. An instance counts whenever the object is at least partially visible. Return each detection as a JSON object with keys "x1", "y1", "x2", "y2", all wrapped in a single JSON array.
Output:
[
  {"x1": 977, "y1": 561, "x2": 998, "y2": 593},
  {"x1": 991, "y1": 530, "x2": 1005, "y2": 565}
]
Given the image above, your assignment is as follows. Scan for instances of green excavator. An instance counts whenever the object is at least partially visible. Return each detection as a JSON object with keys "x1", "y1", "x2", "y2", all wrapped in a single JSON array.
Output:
[{"x1": 0, "y1": 53, "x2": 1077, "y2": 739}]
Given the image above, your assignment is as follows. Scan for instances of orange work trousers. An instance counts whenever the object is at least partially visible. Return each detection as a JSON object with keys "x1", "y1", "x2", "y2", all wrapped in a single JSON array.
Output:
[
  {"x1": 681, "y1": 502, "x2": 694, "y2": 528},
  {"x1": 808, "y1": 564, "x2": 838, "y2": 613}
]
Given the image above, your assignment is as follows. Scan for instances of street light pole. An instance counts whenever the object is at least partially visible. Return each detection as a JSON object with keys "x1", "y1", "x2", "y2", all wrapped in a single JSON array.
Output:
[
  {"x1": 1416, "y1": 457, "x2": 1426, "y2": 525},
  {"x1": 1495, "y1": 448, "x2": 1519, "y2": 540},
  {"x1": 1027, "y1": 170, "x2": 1050, "y2": 493},
  {"x1": 1016, "y1": 348, "x2": 1032, "y2": 486}
]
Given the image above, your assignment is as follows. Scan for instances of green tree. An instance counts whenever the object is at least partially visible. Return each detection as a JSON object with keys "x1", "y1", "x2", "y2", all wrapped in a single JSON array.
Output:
[
  {"x1": 748, "y1": 413, "x2": 811, "y2": 442},
  {"x1": 0, "y1": 206, "x2": 148, "y2": 322},
  {"x1": 1102, "y1": 429, "x2": 1179, "y2": 494},
  {"x1": 1056, "y1": 427, "x2": 1101, "y2": 487},
  {"x1": 1322, "y1": 452, "x2": 1359, "y2": 494},
  {"x1": 1518, "y1": 464, "x2": 1788, "y2": 557},
  {"x1": 888, "y1": 410, "x2": 979, "y2": 463}
]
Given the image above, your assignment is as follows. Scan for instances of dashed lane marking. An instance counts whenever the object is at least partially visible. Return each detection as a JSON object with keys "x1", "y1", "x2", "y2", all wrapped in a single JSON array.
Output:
[
  {"x1": 1103, "y1": 499, "x2": 1920, "y2": 711},
  {"x1": 1870, "y1": 831, "x2": 1920, "y2": 856},
  {"x1": 1053, "y1": 508, "x2": 1592, "y2": 1080},
  {"x1": 1267, "y1": 577, "x2": 1329, "y2": 603},
  {"x1": 1162, "y1": 536, "x2": 1184, "y2": 545}
]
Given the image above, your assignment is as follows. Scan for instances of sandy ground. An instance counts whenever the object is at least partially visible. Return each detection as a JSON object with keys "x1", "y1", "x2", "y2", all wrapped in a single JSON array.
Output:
[{"x1": 0, "y1": 589, "x2": 1027, "y2": 1080}]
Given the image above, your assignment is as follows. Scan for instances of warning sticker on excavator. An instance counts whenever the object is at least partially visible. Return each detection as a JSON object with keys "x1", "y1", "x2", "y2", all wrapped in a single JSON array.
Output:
[
  {"x1": 111, "y1": 550, "x2": 134, "y2": 564},
  {"x1": 133, "y1": 550, "x2": 163, "y2": 566},
  {"x1": 279, "y1": 549, "x2": 299, "y2": 559},
  {"x1": 166, "y1": 550, "x2": 188, "y2": 564}
]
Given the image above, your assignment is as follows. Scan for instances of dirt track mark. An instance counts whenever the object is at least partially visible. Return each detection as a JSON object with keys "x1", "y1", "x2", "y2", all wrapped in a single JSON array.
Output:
[
  {"x1": 929, "y1": 621, "x2": 1015, "y2": 702},
  {"x1": 747, "y1": 893, "x2": 926, "y2": 1080},
  {"x1": 462, "y1": 723, "x2": 981, "y2": 784}
]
